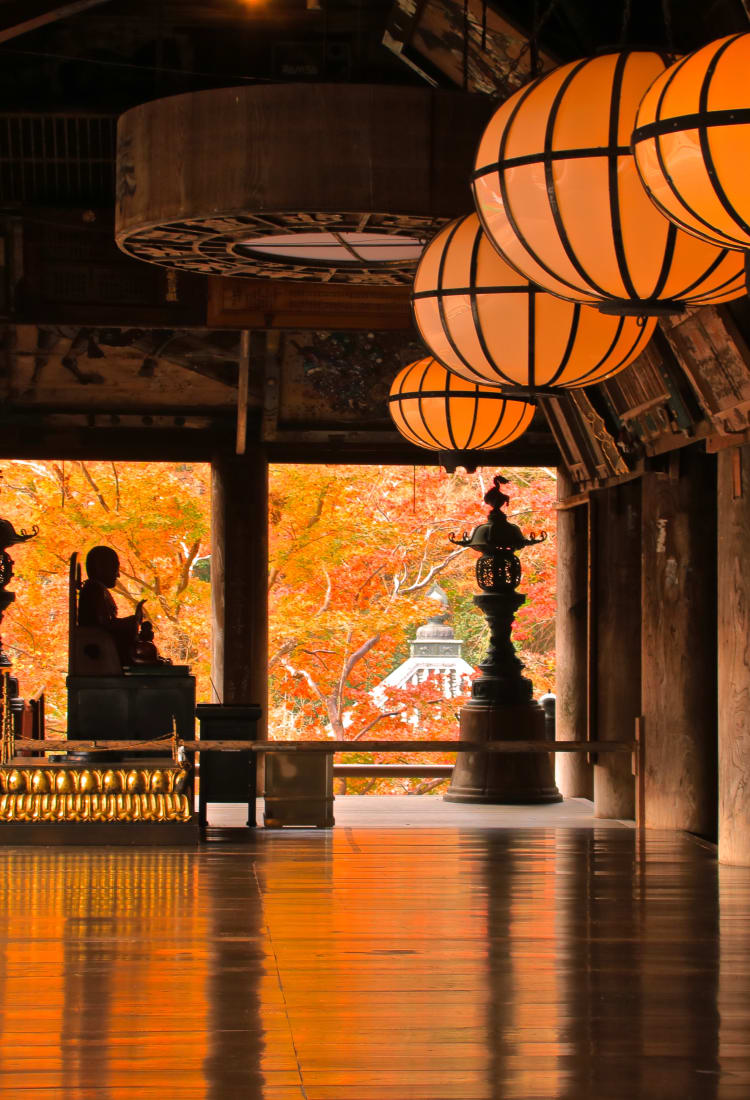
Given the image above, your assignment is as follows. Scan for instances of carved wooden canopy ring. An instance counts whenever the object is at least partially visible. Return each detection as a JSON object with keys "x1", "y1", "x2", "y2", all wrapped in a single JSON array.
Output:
[{"x1": 115, "y1": 84, "x2": 490, "y2": 285}]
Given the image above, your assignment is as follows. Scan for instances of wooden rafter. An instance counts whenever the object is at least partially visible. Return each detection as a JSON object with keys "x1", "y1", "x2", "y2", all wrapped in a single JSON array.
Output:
[{"x1": 0, "y1": 1, "x2": 113, "y2": 45}]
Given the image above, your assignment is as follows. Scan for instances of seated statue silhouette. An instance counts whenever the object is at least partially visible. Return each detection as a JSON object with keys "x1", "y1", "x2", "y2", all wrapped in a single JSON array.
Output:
[
  {"x1": 66, "y1": 545, "x2": 195, "y2": 751},
  {"x1": 132, "y1": 620, "x2": 172, "y2": 666},
  {"x1": 77, "y1": 545, "x2": 146, "y2": 667}
]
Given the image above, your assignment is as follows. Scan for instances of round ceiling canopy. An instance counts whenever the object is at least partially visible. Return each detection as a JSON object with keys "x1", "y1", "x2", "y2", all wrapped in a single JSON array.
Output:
[
  {"x1": 238, "y1": 231, "x2": 426, "y2": 266},
  {"x1": 115, "y1": 84, "x2": 491, "y2": 285},
  {"x1": 472, "y1": 51, "x2": 746, "y2": 315}
]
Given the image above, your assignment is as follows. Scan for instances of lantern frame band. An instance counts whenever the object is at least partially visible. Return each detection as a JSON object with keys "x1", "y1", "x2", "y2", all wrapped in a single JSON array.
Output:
[
  {"x1": 597, "y1": 299, "x2": 686, "y2": 317},
  {"x1": 412, "y1": 285, "x2": 531, "y2": 299},
  {"x1": 471, "y1": 143, "x2": 632, "y2": 179},
  {"x1": 391, "y1": 389, "x2": 535, "y2": 402},
  {"x1": 632, "y1": 107, "x2": 750, "y2": 144},
  {"x1": 633, "y1": 35, "x2": 750, "y2": 247}
]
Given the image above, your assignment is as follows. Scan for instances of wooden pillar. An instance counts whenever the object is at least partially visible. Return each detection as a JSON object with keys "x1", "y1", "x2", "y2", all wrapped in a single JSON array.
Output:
[
  {"x1": 593, "y1": 480, "x2": 640, "y2": 820},
  {"x1": 555, "y1": 468, "x2": 593, "y2": 798},
  {"x1": 211, "y1": 448, "x2": 268, "y2": 737},
  {"x1": 717, "y1": 445, "x2": 750, "y2": 864},
  {"x1": 641, "y1": 447, "x2": 717, "y2": 836}
]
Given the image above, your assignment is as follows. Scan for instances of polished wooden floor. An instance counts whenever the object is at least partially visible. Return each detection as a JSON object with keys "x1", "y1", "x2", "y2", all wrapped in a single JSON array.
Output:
[{"x1": 0, "y1": 815, "x2": 748, "y2": 1098}]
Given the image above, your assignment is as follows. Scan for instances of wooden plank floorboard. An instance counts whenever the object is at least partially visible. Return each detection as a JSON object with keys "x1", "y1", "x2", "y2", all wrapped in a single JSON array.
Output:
[{"x1": 0, "y1": 824, "x2": 747, "y2": 1098}]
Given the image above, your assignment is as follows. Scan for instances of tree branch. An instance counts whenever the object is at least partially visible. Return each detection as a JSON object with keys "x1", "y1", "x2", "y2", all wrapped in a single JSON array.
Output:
[
  {"x1": 413, "y1": 777, "x2": 449, "y2": 795},
  {"x1": 350, "y1": 710, "x2": 401, "y2": 741},
  {"x1": 394, "y1": 547, "x2": 466, "y2": 596},
  {"x1": 110, "y1": 461, "x2": 120, "y2": 512},
  {"x1": 341, "y1": 632, "x2": 381, "y2": 685},
  {"x1": 174, "y1": 538, "x2": 201, "y2": 603},
  {"x1": 354, "y1": 564, "x2": 385, "y2": 604},
  {"x1": 269, "y1": 638, "x2": 298, "y2": 670},
  {"x1": 316, "y1": 565, "x2": 332, "y2": 615},
  {"x1": 79, "y1": 461, "x2": 110, "y2": 512}
]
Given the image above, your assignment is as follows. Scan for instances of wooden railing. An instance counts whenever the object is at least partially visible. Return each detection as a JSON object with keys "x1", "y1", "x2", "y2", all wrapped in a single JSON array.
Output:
[{"x1": 13, "y1": 738, "x2": 635, "y2": 755}]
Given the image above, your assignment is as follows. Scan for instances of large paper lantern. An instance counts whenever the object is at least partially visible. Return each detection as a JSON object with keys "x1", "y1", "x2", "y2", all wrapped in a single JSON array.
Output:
[
  {"x1": 633, "y1": 34, "x2": 750, "y2": 251},
  {"x1": 472, "y1": 51, "x2": 746, "y2": 314},
  {"x1": 412, "y1": 213, "x2": 656, "y2": 390},
  {"x1": 388, "y1": 358, "x2": 534, "y2": 451}
]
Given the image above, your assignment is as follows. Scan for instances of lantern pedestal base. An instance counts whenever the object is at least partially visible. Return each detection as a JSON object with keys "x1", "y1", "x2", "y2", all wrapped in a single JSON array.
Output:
[{"x1": 444, "y1": 701, "x2": 561, "y2": 804}]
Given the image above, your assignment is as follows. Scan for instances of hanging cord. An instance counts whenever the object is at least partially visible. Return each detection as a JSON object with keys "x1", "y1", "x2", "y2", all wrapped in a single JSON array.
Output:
[
  {"x1": 661, "y1": 0, "x2": 675, "y2": 55},
  {"x1": 530, "y1": 0, "x2": 540, "y2": 78},
  {"x1": 501, "y1": 0, "x2": 560, "y2": 90},
  {"x1": 619, "y1": 0, "x2": 633, "y2": 46}
]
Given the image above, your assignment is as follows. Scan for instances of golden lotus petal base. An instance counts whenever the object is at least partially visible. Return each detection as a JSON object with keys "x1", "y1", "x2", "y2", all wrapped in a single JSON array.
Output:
[{"x1": 0, "y1": 768, "x2": 192, "y2": 823}]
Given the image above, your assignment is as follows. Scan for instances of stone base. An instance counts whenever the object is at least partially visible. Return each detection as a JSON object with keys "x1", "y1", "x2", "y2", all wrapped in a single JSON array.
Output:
[{"x1": 444, "y1": 702, "x2": 562, "y2": 805}]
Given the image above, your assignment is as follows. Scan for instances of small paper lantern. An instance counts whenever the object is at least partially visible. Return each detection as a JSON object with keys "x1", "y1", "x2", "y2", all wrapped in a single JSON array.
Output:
[
  {"x1": 412, "y1": 213, "x2": 656, "y2": 390},
  {"x1": 388, "y1": 358, "x2": 534, "y2": 451},
  {"x1": 473, "y1": 51, "x2": 746, "y2": 314},
  {"x1": 633, "y1": 34, "x2": 750, "y2": 251}
]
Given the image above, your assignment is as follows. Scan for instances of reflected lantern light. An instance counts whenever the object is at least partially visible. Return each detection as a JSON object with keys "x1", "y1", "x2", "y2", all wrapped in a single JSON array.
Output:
[
  {"x1": 388, "y1": 358, "x2": 535, "y2": 452},
  {"x1": 633, "y1": 33, "x2": 750, "y2": 251},
  {"x1": 472, "y1": 50, "x2": 746, "y2": 315},
  {"x1": 412, "y1": 213, "x2": 656, "y2": 393}
]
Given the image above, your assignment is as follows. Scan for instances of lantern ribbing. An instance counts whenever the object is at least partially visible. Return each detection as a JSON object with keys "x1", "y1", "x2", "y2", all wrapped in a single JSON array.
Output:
[
  {"x1": 412, "y1": 214, "x2": 656, "y2": 391},
  {"x1": 633, "y1": 34, "x2": 750, "y2": 251},
  {"x1": 388, "y1": 358, "x2": 535, "y2": 452},
  {"x1": 472, "y1": 51, "x2": 746, "y2": 315}
]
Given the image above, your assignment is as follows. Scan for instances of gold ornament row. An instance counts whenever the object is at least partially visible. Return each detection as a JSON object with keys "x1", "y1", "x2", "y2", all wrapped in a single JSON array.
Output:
[
  {"x1": 0, "y1": 791, "x2": 192, "y2": 823},
  {"x1": 0, "y1": 767, "x2": 190, "y2": 796}
]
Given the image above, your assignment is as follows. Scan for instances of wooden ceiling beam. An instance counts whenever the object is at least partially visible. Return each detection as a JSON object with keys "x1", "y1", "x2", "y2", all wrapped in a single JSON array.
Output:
[{"x1": 0, "y1": 1, "x2": 114, "y2": 44}]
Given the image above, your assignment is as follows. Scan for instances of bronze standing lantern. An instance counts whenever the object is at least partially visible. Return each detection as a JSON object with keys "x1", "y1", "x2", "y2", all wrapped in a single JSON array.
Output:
[{"x1": 444, "y1": 476, "x2": 561, "y2": 804}]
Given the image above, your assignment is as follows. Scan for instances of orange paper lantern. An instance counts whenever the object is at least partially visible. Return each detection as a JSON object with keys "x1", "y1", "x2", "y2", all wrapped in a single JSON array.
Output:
[
  {"x1": 388, "y1": 358, "x2": 534, "y2": 451},
  {"x1": 412, "y1": 214, "x2": 656, "y2": 390},
  {"x1": 633, "y1": 34, "x2": 750, "y2": 251},
  {"x1": 472, "y1": 51, "x2": 745, "y2": 314}
]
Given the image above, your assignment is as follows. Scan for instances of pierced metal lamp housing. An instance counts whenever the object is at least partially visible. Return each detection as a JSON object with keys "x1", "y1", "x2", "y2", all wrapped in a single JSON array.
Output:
[{"x1": 449, "y1": 475, "x2": 546, "y2": 593}]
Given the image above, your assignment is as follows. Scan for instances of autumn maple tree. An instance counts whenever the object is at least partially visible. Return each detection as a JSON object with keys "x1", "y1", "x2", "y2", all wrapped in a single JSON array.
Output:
[
  {"x1": 267, "y1": 463, "x2": 557, "y2": 792},
  {"x1": 1, "y1": 460, "x2": 211, "y2": 730}
]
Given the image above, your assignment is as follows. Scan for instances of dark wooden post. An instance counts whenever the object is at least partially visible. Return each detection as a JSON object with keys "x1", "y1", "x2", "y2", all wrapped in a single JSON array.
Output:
[
  {"x1": 211, "y1": 448, "x2": 268, "y2": 737},
  {"x1": 591, "y1": 480, "x2": 640, "y2": 820},
  {"x1": 555, "y1": 469, "x2": 593, "y2": 798},
  {"x1": 717, "y1": 444, "x2": 750, "y2": 865},
  {"x1": 641, "y1": 447, "x2": 717, "y2": 836}
]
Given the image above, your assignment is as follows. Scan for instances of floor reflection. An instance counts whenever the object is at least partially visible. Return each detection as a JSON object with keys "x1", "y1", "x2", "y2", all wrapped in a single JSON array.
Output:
[{"x1": 0, "y1": 827, "x2": 745, "y2": 1098}]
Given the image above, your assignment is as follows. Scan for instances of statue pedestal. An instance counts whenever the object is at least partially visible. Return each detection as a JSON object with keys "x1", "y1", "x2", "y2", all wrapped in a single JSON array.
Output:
[
  {"x1": 445, "y1": 701, "x2": 561, "y2": 804},
  {"x1": 444, "y1": 591, "x2": 561, "y2": 805}
]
